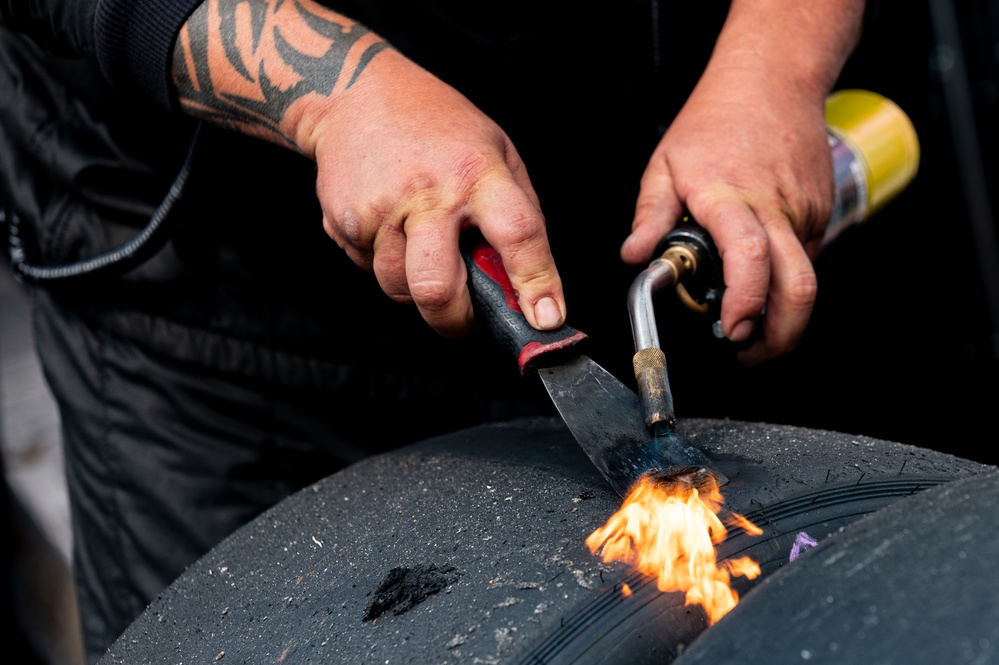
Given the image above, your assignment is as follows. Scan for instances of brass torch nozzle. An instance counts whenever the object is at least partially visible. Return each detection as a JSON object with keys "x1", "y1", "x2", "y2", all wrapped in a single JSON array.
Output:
[{"x1": 661, "y1": 245, "x2": 710, "y2": 315}]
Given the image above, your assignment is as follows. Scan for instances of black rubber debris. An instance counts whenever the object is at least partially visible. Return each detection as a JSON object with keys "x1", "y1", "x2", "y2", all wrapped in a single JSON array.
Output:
[{"x1": 364, "y1": 564, "x2": 459, "y2": 621}]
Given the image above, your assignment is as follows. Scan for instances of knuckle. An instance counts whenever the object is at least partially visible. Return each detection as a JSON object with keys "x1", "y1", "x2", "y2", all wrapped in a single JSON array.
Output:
[
  {"x1": 367, "y1": 194, "x2": 396, "y2": 220},
  {"x1": 401, "y1": 173, "x2": 441, "y2": 202},
  {"x1": 409, "y1": 275, "x2": 458, "y2": 312},
  {"x1": 494, "y1": 211, "x2": 547, "y2": 255},
  {"x1": 784, "y1": 268, "x2": 819, "y2": 308},
  {"x1": 324, "y1": 208, "x2": 374, "y2": 254},
  {"x1": 335, "y1": 209, "x2": 367, "y2": 250},
  {"x1": 733, "y1": 232, "x2": 770, "y2": 264},
  {"x1": 399, "y1": 173, "x2": 467, "y2": 224},
  {"x1": 322, "y1": 215, "x2": 341, "y2": 246},
  {"x1": 508, "y1": 212, "x2": 546, "y2": 245}
]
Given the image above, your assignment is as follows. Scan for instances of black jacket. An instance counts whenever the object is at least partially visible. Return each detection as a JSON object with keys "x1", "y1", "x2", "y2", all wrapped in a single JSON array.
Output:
[{"x1": 0, "y1": 1, "x2": 729, "y2": 396}]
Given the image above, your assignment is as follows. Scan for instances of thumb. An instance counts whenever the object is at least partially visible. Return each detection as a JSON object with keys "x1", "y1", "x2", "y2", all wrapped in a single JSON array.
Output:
[{"x1": 621, "y1": 156, "x2": 684, "y2": 264}]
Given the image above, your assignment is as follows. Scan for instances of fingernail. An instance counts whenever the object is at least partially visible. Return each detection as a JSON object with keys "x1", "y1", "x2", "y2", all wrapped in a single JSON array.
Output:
[
  {"x1": 729, "y1": 319, "x2": 755, "y2": 343},
  {"x1": 534, "y1": 297, "x2": 563, "y2": 329}
]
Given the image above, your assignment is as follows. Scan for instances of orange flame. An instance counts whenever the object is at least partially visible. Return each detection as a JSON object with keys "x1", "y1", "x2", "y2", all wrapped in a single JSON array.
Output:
[{"x1": 586, "y1": 472, "x2": 762, "y2": 624}]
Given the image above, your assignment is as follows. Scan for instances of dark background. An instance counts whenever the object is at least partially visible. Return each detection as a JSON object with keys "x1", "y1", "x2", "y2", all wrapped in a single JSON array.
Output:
[
  {"x1": 2, "y1": 2, "x2": 997, "y2": 663},
  {"x1": 665, "y1": 0, "x2": 999, "y2": 468}
]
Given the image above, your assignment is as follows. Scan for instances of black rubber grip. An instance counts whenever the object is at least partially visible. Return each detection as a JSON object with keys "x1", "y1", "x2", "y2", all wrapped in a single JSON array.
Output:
[{"x1": 461, "y1": 234, "x2": 588, "y2": 375}]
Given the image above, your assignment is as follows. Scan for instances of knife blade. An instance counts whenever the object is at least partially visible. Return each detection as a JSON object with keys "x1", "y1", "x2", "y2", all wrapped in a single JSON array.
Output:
[{"x1": 461, "y1": 235, "x2": 724, "y2": 497}]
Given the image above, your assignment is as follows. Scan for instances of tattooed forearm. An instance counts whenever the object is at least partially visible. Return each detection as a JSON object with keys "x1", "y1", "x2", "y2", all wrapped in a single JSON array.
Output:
[{"x1": 172, "y1": 0, "x2": 389, "y2": 148}]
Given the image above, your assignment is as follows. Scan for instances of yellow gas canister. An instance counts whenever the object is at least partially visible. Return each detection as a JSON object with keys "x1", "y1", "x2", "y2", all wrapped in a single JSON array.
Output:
[{"x1": 823, "y1": 89, "x2": 921, "y2": 243}]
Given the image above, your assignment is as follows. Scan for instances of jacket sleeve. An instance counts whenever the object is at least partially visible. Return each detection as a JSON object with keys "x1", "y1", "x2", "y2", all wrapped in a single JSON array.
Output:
[
  {"x1": 0, "y1": 0, "x2": 203, "y2": 109},
  {"x1": 93, "y1": 0, "x2": 203, "y2": 109}
]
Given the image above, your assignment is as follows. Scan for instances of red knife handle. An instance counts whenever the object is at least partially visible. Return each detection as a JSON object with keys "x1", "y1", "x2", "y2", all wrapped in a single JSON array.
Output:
[{"x1": 461, "y1": 235, "x2": 588, "y2": 376}]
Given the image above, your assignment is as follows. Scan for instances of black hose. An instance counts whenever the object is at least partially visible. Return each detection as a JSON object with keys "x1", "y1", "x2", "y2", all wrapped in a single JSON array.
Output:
[{"x1": 6, "y1": 122, "x2": 202, "y2": 284}]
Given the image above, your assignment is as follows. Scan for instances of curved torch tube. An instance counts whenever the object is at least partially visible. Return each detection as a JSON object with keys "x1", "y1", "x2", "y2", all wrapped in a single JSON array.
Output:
[{"x1": 628, "y1": 258, "x2": 680, "y2": 435}]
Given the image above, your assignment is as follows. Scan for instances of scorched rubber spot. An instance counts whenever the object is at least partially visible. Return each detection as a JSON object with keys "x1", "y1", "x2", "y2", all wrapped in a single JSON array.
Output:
[{"x1": 364, "y1": 564, "x2": 460, "y2": 621}]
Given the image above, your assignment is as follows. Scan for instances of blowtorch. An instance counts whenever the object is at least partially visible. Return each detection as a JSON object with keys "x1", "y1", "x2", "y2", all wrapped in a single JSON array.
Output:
[
  {"x1": 465, "y1": 90, "x2": 919, "y2": 497},
  {"x1": 628, "y1": 89, "x2": 921, "y2": 448}
]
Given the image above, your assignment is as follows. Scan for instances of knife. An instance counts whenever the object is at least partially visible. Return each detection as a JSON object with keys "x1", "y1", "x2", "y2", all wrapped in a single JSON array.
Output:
[{"x1": 461, "y1": 234, "x2": 725, "y2": 497}]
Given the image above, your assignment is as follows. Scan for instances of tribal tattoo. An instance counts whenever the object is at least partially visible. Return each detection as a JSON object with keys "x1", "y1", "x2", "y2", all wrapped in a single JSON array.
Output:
[{"x1": 173, "y1": 0, "x2": 388, "y2": 148}]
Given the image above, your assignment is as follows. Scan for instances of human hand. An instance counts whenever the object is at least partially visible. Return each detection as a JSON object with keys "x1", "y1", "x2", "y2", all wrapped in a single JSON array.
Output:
[
  {"x1": 172, "y1": 0, "x2": 563, "y2": 339},
  {"x1": 302, "y1": 49, "x2": 564, "y2": 338},
  {"x1": 620, "y1": 62, "x2": 834, "y2": 366},
  {"x1": 619, "y1": 0, "x2": 864, "y2": 367}
]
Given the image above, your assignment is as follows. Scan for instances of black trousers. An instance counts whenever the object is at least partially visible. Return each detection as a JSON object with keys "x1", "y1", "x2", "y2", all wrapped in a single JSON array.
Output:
[{"x1": 32, "y1": 287, "x2": 548, "y2": 664}]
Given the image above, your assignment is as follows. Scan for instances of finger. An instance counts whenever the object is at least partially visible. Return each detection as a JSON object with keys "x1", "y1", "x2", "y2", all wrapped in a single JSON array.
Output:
[
  {"x1": 621, "y1": 154, "x2": 685, "y2": 264},
  {"x1": 403, "y1": 208, "x2": 474, "y2": 338},
  {"x1": 323, "y1": 209, "x2": 375, "y2": 271},
  {"x1": 737, "y1": 220, "x2": 817, "y2": 366},
  {"x1": 470, "y1": 174, "x2": 564, "y2": 331},
  {"x1": 502, "y1": 139, "x2": 543, "y2": 211},
  {"x1": 696, "y1": 200, "x2": 771, "y2": 343},
  {"x1": 371, "y1": 221, "x2": 411, "y2": 303}
]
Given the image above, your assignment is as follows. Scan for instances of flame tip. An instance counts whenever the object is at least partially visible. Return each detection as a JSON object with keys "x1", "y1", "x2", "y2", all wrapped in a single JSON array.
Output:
[{"x1": 588, "y1": 468, "x2": 759, "y2": 624}]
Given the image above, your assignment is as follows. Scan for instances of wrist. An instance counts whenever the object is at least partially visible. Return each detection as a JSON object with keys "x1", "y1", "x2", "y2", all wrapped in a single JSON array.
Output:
[
  {"x1": 171, "y1": 0, "x2": 392, "y2": 156},
  {"x1": 707, "y1": 0, "x2": 865, "y2": 103},
  {"x1": 292, "y1": 45, "x2": 406, "y2": 160}
]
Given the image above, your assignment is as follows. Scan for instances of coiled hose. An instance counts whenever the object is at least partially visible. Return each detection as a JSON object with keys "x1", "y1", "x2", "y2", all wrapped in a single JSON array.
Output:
[{"x1": 5, "y1": 122, "x2": 201, "y2": 284}]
